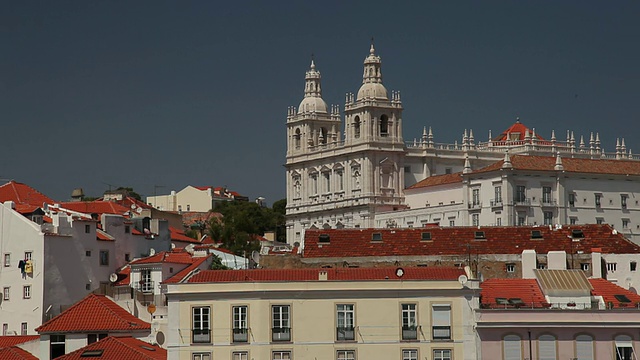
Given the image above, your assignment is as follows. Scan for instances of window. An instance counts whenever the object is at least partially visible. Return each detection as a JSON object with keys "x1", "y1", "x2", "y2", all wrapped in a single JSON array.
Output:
[
  {"x1": 595, "y1": 194, "x2": 602, "y2": 208},
  {"x1": 401, "y1": 304, "x2": 418, "y2": 340},
  {"x1": 570, "y1": 217, "x2": 577, "y2": 225},
  {"x1": 85, "y1": 250, "x2": 91, "y2": 257},
  {"x1": 337, "y1": 170, "x2": 344, "y2": 191},
  {"x1": 506, "y1": 263, "x2": 515, "y2": 273},
  {"x1": 537, "y1": 263, "x2": 547, "y2": 270},
  {"x1": 631, "y1": 262, "x2": 637, "y2": 272},
  {"x1": 516, "y1": 185, "x2": 526, "y2": 203},
  {"x1": 503, "y1": 334, "x2": 522, "y2": 360},
  {"x1": 496, "y1": 217, "x2": 502, "y2": 226},
  {"x1": 3, "y1": 287, "x2": 9, "y2": 301},
  {"x1": 272, "y1": 305, "x2": 291, "y2": 341},
  {"x1": 472, "y1": 214, "x2": 479, "y2": 227},
  {"x1": 125, "y1": 253, "x2": 130, "y2": 262},
  {"x1": 99, "y1": 250, "x2": 109, "y2": 266},
  {"x1": 371, "y1": 233, "x2": 382, "y2": 241},
  {"x1": 569, "y1": 193, "x2": 576, "y2": 207},
  {"x1": 445, "y1": 168, "x2": 452, "y2": 174},
  {"x1": 581, "y1": 263, "x2": 590, "y2": 271},
  {"x1": 538, "y1": 334, "x2": 557, "y2": 360},
  {"x1": 494, "y1": 186, "x2": 502, "y2": 204},
  {"x1": 3, "y1": 253, "x2": 9, "y2": 267},
  {"x1": 472, "y1": 189, "x2": 480, "y2": 206},
  {"x1": 337, "y1": 304, "x2": 355, "y2": 341},
  {"x1": 233, "y1": 352, "x2": 249, "y2": 360},
  {"x1": 140, "y1": 269, "x2": 153, "y2": 293},
  {"x1": 2, "y1": 324, "x2": 6, "y2": 336},
  {"x1": 433, "y1": 349, "x2": 452, "y2": 360},
  {"x1": 596, "y1": 218, "x2": 604, "y2": 225},
  {"x1": 85, "y1": 224, "x2": 91, "y2": 233},
  {"x1": 517, "y1": 213, "x2": 526, "y2": 226},
  {"x1": 402, "y1": 349, "x2": 418, "y2": 360},
  {"x1": 87, "y1": 333, "x2": 107, "y2": 344},
  {"x1": 353, "y1": 116, "x2": 361, "y2": 139},
  {"x1": 311, "y1": 174, "x2": 318, "y2": 195},
  {"x1": 432, "y1": 305, "x2": 451, "y2": 340},
  {"x1": 542, "y1": 186, "x2": 552, "y2": 204},
  {"x1": 449, "y1": 220, "x2": 455, "y2": 227},
  {"x1": 232, "y1": 306, "x2": 248, "y2": 342},
  {"x1": 623, "y1": 219, "x2": 630, "y2": 229},
  {"x1": 178, "y1": 205, "x2": 182, "y2": 212},
  {"x1": 50, "y1": 334, "x2": 66, "y2": 359},
  {"x1": 24, "y1": 252, "x2": 32, "y2": 261},
  {"x1": 337, "y1": 350, "x2": 355, "y2": 360},
  {"x1": 544, "y1": 211, "x2": 553, "y2": 225},
  {"x1": 192, "y1": 353, "x2": 211, "y2": 360},
  {"x1": 606, "y1": 263, "x2": 617, "y2": 272},
  {"x1": 192, "y1": 307, "x2": 211, "y2": 343},
  {"x1": 575, "y1": 334, "x2": 594, "y2": 360},
  {"x1": 23, "y1": 285, "x2": 31, "y2": 299},
  {"x1": 421, "y1": 232, "x2": 432, "y2": 241},
  {"x1": 125, "y1": 225, "x2": 130, "y2": 234},
  {"x1": 272, "y1": 351, "x2": 291, "y2": 360},
  {"x1": 615, "y1": 334, "x2": 635, "y2": 360},
  {"x1": 233, "y1": 352, "x2": 248, "y2": 360},
  {"x1": 323, "y1": 172, "x2": 331, "y2": 193},
  {"x1": 21, "y1": 322, "x2": 27, "y2": 336},
  {"x1": 186, "y1": 205, "x2": 190, "y2": 211}
]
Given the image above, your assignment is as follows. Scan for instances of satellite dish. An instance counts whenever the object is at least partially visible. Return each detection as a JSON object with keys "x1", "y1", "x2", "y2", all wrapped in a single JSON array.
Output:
[
  {"x1": 109, "y1": 273, "x2": 118, "y2": 283},
  {"x1": 131, "y1": 204, "x2": 137, "y2": 209},
  {"x1": 155, "y1": 331, "x2": 165, "y2": 346},
  {"x1": 149, "y1": 248, "x2": 156, "y2": 256},
  {"x1": 458, "y1": 275, "x2": 468, "y2": 285},
  {"x1": 136, "y1": 207, "x2": 142, "y2": 213},
  {"x1": 251, "y1": 251, "x2": 261, "y2": 265}
]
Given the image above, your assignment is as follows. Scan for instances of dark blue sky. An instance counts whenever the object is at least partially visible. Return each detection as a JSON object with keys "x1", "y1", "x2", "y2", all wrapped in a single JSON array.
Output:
[{"x1": 2, "y1": 1, "x2": 639, "y2": 205}]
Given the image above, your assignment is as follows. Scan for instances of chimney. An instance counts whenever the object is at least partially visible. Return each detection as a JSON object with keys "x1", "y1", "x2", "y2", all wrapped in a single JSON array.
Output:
[
  {"x1": 591, "y1": 250, "x2": 602, "y2": 278},
  {"x1": 4, "y1": 201, "x2": 16, "y2": 210},
  {"x1": 318, "y1": 270, "x2": 328, "y2": 281},
  {"x1": 547, "y1": 251, "x2": 567, "y2": 270},
  {"x1": 522, "y1": 250, "x2": 537, "y2": 279}
]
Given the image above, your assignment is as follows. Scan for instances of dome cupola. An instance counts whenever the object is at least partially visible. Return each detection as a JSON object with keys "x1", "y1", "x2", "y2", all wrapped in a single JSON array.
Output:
[
  {"x1": 356, "y1": 43, "x2": 388, "y2": 101},
  {"x1": 298, "y1": 59, "x2": 328, "y2": 113}
]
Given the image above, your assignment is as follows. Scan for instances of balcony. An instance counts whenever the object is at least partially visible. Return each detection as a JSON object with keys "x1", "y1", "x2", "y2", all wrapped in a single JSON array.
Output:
[
  {"x1": 513, "y1": 198, "x2": 531, "y2": 206},
  {"x1": 432, "y1": 326, "x2": 451, "y2": 340},
  {"x1": 336, "y1": 326, "x2": 355, "y2": 341},
  {"x1": 490, "y1": 199, "x2": 503, "y2": 208},
  {"x1": 135, "y1": 280, "x2": 154, "y2": 294},
  {"x1": 401, "y1": 325, "x2": 418, "y2": 341},
  {"x1": 468, "y1": 202, "x2": 482, "y2": 209},
  {"x1": 233, "y1": 328, "x2": 248, "y2": 343},
  {"x1": 540, "y1": 198, "x2": 557, "y2": 207},
  {"x1": 272, "y1": 327, "x2": 291, "y2": 342},
  {"x1": 192, "y1": 329, "x2": 211, "y2": 343}
]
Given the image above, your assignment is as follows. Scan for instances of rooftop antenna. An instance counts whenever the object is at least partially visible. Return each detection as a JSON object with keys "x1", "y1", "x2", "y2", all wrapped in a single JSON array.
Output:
[{"x1": 102, "y1": 182, "x2": 116, "y2": 192}]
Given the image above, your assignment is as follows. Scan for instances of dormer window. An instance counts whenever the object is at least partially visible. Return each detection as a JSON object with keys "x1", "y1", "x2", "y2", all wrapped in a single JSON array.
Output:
[
  {"x1": 571, "y1": 229, "x2": 584, "y2": 238},
  {"x1": 371, "y1": 233, "x2": 382, "y2": 241},
  {"x1": 474, "y1": 231, "x2": 486, "y2": 239},
  {"x1": 319, "y1": 234, "x2": 330, "y2": 243},
  {"x1": 421, "y1": 232, "x2": 432, "y2": 241},
  {"x1": 531, "y1": 230, "x2": 543, "y2": 239}
]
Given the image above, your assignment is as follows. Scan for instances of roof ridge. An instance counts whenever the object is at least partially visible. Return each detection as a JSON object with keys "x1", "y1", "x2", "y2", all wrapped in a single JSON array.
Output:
[
  {"x1": 110, "y1": 337, "x2": 158, "y2": 360},
  {"x1": 36, "y1": 293, "x2": 103, "y2": 331}
]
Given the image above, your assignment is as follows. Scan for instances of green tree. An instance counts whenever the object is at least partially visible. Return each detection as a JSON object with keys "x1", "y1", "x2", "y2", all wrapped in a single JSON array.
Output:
[{"x1": 209, "y1": 254, "x2": 230, "y2": 270}]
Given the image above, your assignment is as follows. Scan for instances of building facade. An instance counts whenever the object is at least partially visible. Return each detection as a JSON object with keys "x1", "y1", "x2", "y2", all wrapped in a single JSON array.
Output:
[{"x1": 166, "y1": 267, "x2": 479, "y2": 360}]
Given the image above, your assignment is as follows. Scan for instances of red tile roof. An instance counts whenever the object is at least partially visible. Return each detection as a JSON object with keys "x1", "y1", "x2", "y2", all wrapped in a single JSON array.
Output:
[
  {"x1": 492, "y1": 120, "x2": 545, "y2": 142},
  {"x1": 97, "y1": 230, "x2": 115, "y2": 241},
  {"x1": 406, "y1": 172, "x2": 463, "y2": 190},
  {"x1": 57, "y1": 336, "x2": 165, "y2": 360},
  {"x1": 0, "y1": 180, "x2": 55, "y2": 207},
  {"x1": 130, "y1": 250, "x2": 195, "y2": 265},
  {"x1": 0, "y1": 347, "x2": 38, "y2": 360},
  {"x1": 163, "y1": 255, "x2": 212, "y2": 284},
  {"x1": 35, "y1": 294, "x2": 150, "y2": 333},
  {"x1": 169, "y1": 226, "x2": 199, "y2": 243},
  {"x1": 13, "y1": 204, "x2": 40, "y2": 214},
  {"x1": 186, "y1": 267, "x2": 466, "y2": 283},
  {"x1": 113, "y1": 266, "x2": 131, "y2": 286},
  {"x1": 474, "y1": 154, "x2": 640, "y2": 176},
  {"x1": 481, "y1": 279, "x2": 548, "y2": 308},
  {"x1": 0, "y1": 336, "x2": 39, "y2": 349},
  {"x1": 180, "y1": 211, "x2": 222, "y2": 227},
  {"x1": 589, "y1": 278, "x2": 640, "y2": 308},
  {"x1": 59, "y1": 201, "x2": 131, "y2": 216},
  {"x1": 303, "y1": 224, "x2": 640, "y2": 258}
]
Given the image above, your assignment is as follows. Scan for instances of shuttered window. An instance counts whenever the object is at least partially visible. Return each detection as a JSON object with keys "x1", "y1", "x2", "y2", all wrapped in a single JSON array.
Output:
[
  {"x1": 575, "y1": 334, "x2": 593, "y2": 360},
  {"x1": 503, "y1": 334, "x2": 521, "y2": 360},
  {"x1": 431, "y1": 305, "x2": 451, "y2": 340},
  {"x1": 539, "y1": 334, "x2": 557, "y2": 360}
]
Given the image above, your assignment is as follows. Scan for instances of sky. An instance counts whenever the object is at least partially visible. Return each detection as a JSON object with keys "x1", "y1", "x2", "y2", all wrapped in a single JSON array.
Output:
[{"x1": 2, "y1": 1, "x2": 639, "y2": 206}]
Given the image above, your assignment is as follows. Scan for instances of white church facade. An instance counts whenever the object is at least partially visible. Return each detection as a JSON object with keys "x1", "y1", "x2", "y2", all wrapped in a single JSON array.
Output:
[{"x1": 285, "y1": 44, "x2": 640, "y2": 244}]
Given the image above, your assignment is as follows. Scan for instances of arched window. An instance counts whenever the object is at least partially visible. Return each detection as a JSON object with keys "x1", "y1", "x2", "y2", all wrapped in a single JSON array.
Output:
[
  {"x1": 353, "y1": 116, "x2": 361, "y2": 139},
  {"x1": 575, "y1": 334, "x2": 593, "y2": 360},
  {"x1": 294, "y1": 128, "x2": 301, "y2": 149},
  {"x1": 539, "y1": 334, "x2": 557, "y2": 360},
  {"x1": 320, "y1": 127, "x2": 328, "y2": 145},
  {"x1": 380, "y1": 115, "x2": 389, "y2": 136},
  {"x1": 503, "y1": 334, "x2": 522, "y2": 360},
  {"x1": 615, "y1": 334, "x2": 634, "y2": 360}
]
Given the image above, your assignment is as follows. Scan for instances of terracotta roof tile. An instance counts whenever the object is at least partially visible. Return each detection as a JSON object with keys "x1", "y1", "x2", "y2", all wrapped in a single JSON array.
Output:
[
  {"x1": 589, "y1": 278, "x2": 640, "y2": 308},
  {"x1": 0, "y1": 180, "x2": 55, "y2": 207},
  {"x1": 480, "y1": 278, "x2": 548, "y2": 308},
  {"x1": 492, "y1": 120, "x2": 545, "y2": 142},
  {"x1": 163, "y1": 255, "x2": 212, "y2": 284},
  {"x1": 130, "y1": 250, "x2": 195, "y2": 265},
  {"x1": 406, "y1": 172, "x2": 463, "y2": 189},
  {"x1": 0, "y1": 347, "x2": 38, "y2": 360},
  {"x1": 474, "y1": 154, "x2": 640, "y2": 176},
  {"x1": 169, "y1": 226, "x2": 199, "y2": 243},
  {"x1": 35, "y1": 294, "x2": 150, "y2": 333},
  {"x1": 57, "y1": 336, "x2": 165, "y2": 360},
  {"x1": 186, "y1": 267, "x2": 466, "y2": 283},
  {"x1": 59, "y1": 201, "x2": 130, "y2": 216},
  {"x1": 0, "y1": 336, "x2": 39, "y2": 349},
  {"x1": 113, "y1": 266, "x2": 131, "y2": 286},
  {"x1": 303, "y1": 224, "x2": 640, "y2": 258}
]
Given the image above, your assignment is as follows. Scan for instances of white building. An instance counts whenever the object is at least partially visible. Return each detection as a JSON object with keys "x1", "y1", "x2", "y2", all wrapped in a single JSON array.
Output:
[
  {"x1": 284, "y1": 45, "x2": 639, "y2": 244},
  {"x1": 146, "y1": 185, "x2": 247, "y2": 213}
]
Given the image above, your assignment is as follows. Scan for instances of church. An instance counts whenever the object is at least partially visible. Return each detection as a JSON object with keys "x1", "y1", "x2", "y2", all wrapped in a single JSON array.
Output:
[{"x1": 285, "y1": 44, "x2": 640, "y2": 244}]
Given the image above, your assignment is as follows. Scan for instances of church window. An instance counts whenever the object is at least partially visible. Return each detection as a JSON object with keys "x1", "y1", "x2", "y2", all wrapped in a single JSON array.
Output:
[
  {"x1": 294, "y1": 129, "x2": 301, "y2": 149},
  {"x1": 323, "y1": 172, "x2": 331, "y2": 193},
  {"x1": 380, "y1": 115, "x2": 389, "y2": 136},
  {"x1": 354, "y1": 116, "x2": 361, "y2": 139},
  {"x1": 337, "y1": 170, "x2": 344, "y2": 191},
  {"x1": 311, "y1": 174, "x2": 318, "y2": 195},
  {"x1": 320, "y1": 127, "x2": 328, "y2": 145},
  {"x1": 352, "y1": 169, "x2": 361, "y2": 190}
]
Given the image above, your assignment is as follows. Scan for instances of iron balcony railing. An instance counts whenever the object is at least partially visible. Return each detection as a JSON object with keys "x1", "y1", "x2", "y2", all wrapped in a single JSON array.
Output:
[
  {"x1": 232, "y1": 328, "x2": 248, "y2": 343},
  {"x1": 336, "y1": 326, "x2": 355, "y2": 341},
  {"x1": 192, "y1": 329, "x2": 210, "y2": 343},
  {"x1": 402, "y1": 325, "x2": 418, "y2": 340},
  {"x1": 272, "y1": 327, "x2": 291, "y2": 342}
]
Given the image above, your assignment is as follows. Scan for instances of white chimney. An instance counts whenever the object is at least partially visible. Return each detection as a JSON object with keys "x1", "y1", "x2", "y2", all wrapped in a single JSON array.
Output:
[
  {"x1": 591, "y1": 251, "x2": 602, "y2": 278},
  {"x1": 318, "y1": 271, "x2": 328, "y2": 281},
  {"x1": 547, "y1": 251, "x2": 567, "y2": 270},
  {"x1": 522, "y1": 250, "x2": 537, "y2": 279}
]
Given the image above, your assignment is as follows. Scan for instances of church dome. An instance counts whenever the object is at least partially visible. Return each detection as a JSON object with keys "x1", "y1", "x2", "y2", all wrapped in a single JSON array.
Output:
[
  {"x1": 298, "y1": 96, "x2": 328, "y2": 113},
  {"x1": 356, "y1": 82, "x2": 388, "y2": 101}
]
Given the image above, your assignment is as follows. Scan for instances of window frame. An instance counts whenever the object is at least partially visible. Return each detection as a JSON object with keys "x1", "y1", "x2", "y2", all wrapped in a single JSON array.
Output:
[
  {"x1": 3, "y1": 287, "x2": 9, "y2": 301},
  {"x1": 336, "y1": 304, "x2": 355, "y2": 341},
  {"x1": 3, "y1": 253, "x2": 10, "y2": 267},
  {"x1": 99, "y1": 250, "x2": 109, "y2": 266},
  {"x1": 23, "y1": 285, "x2": 31, "y2": 299},
  {"x1": 232, "y1": 305, "x2": 249, "y2": 343},
  {"x1": 192, "y1": 353, "x2": 211, "y2": 360},
  {"x1": 50, "y1": 334, "x2": 66, "y2": 359},
  {"x1": 271, "y1": 304, "x2": 291, "y2": 342},
  {"x1": 232, "y1": 352, "x2": 249, "y2": 360},
  {"x1": 431, "y1": 304, "x2": 452, "y2": 341},
  {"x1": 402, "y1": 349, "x2": 418, "y2": 360},
  {"x1": 337, "y1": 349, "x2": 356, "y2": 360},
  {"x1": 21, "y1": 322, "x2": 27, "y2": 336},
  {"x1": 272, "y1": 350, "x2": 292, "y2": 360},
  {"x1": 401, "y1": 303, "x2": 418, "y2": 341},
  {"x1": 433, "y1": 349, "x2": 452, "y2": 360},
  {"x1": 191, "y1": 306, "x2": 211, "y2": 344}
]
